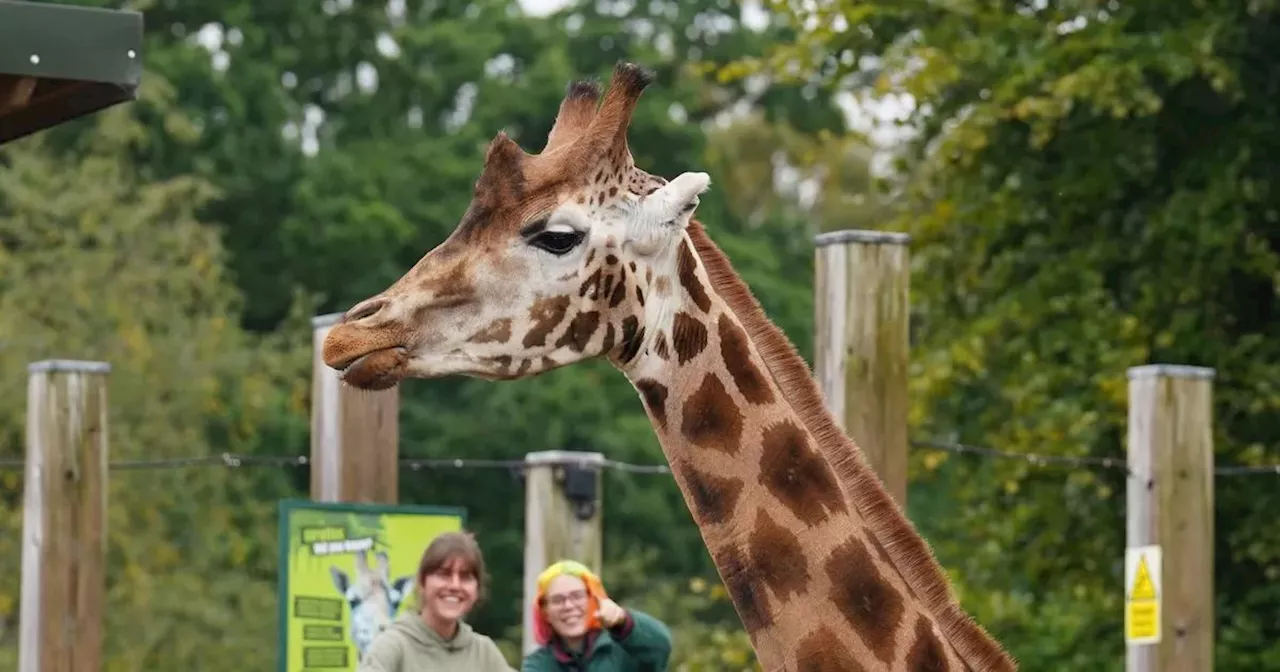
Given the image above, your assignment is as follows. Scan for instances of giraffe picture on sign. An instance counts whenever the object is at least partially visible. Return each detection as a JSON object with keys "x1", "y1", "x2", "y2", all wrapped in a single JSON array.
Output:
[{"x1": 320, "y1": 62, "x2": 1016, "y2": 671}]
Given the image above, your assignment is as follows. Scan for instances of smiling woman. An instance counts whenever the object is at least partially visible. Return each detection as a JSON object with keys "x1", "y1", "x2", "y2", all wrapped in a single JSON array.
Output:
[
  {"x1": 523, "y1": 560, "x2": 673, "y2": 672},
  {"x1": 357, "y1": 532, "x2": 515, "y2": 672}
]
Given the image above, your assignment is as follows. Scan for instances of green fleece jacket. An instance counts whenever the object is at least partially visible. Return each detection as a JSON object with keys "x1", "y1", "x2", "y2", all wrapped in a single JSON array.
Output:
[
  {"x1": 357, "y1": 612, "x2": 514, "y2": 672},
  {"x1": 521, "y1": 609, "x2": 672, "y2": 672}
]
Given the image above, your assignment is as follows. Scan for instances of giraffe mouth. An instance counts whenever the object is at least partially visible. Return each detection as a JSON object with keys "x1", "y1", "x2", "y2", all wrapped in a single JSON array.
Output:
[{"x1": 339, "y1": 346, "x2": 409, "y2": 391}]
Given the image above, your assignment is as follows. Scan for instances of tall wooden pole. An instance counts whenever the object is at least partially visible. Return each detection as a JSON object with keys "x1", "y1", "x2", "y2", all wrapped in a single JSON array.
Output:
[
  {"x1": 814, "y1": 229, "x2": 911, "y2": 506},
  {"x1": 1126, "y1": 364, "x2": 1215, "y2": 672},
  {"x1": 310, "y1": 313, "x2": 399, "y2": 503},
  {"x1": 19, "y1": 360, "x2": 110, "y2": 672},
  {"x1": 522, "y1": 450, "x2": 604, "y2": 655}
]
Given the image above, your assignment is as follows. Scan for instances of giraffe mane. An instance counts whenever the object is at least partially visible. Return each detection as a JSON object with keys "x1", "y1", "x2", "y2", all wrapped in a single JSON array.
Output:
[{"x1": 685, "y1": 220, "x2": 1017, "y2": 671}]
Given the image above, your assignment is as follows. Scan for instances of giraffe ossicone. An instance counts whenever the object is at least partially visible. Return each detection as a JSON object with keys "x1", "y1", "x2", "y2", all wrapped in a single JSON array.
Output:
[{"x1": 322, "y1": 61, "x2": 1016, "y2": 672}]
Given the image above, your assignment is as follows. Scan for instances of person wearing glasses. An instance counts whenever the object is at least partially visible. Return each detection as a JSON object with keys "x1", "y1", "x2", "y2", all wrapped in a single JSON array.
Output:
[{"x1": 522, "y1": 560, "x2": 672, "y2": 671}]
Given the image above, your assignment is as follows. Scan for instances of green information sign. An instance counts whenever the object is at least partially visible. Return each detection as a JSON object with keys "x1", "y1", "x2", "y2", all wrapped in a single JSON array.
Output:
[{"x1": 277, "y1": 499, "x2": 467, "y2": 672}]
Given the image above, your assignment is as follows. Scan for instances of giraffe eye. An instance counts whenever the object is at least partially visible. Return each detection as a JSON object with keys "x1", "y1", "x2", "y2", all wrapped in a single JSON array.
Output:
[{"x1": 529, "y1": 229, "x2": 585, "y2": 256}]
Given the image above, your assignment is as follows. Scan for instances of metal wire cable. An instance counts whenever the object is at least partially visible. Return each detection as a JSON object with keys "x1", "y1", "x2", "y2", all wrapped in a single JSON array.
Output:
[{"x1": 0, "y1": 440, "x2": 1274, "y2": 476}]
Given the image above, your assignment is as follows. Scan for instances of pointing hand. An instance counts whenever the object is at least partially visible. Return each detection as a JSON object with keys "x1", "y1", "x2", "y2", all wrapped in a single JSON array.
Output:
[{"x1": 596, "y1": 598, "x2": 627, "y2": 628}]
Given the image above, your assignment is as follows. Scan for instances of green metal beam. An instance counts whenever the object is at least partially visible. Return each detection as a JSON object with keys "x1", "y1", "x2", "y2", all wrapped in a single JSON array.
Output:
[{"x1": 0, "y1": 0, "x2": 143, "y2": 145}]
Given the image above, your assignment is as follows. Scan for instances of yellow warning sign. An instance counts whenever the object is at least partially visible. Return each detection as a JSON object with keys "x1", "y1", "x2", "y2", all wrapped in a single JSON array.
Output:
[
  {"x1": 1124, "y1": 545, "x2": 1161, "y2": 645},
  {"x1": 1129, "y1": 556, "x2": 1157, "y2": 601}
]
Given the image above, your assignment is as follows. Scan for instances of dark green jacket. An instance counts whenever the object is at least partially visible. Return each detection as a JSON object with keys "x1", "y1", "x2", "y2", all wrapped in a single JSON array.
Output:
[{"x1": 521, "y1": 609, "x2": 672, "y2": 672}]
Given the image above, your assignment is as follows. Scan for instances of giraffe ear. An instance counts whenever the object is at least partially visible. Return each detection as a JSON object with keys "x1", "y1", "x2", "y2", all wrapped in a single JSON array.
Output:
[
  {"x1": 650, "y1": 172, "x2": 710, "y2": 227},
  {"x1": 627, "y1": 171, "x2": 711, "y2": 255}
]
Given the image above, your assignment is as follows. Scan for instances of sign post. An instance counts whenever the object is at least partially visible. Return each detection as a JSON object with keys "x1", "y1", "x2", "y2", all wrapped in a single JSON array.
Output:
[{"x1": 277, "y1": 499, "x2": 467, "y2": 672}]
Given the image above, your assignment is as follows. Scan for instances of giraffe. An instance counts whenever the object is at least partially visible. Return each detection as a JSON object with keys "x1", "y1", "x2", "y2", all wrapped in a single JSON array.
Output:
[
  {"x1": 330, "y1": 549, "x2": 414, "y2": 660},
  {"x1": 320, "y1": 62, "x2": 1016, "y2": 672}
]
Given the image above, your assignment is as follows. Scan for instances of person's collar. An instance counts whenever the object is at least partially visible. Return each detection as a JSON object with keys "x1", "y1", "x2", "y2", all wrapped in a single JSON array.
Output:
[{"x1": 548, "y1": 611, "x2": 635, "y2": 662}]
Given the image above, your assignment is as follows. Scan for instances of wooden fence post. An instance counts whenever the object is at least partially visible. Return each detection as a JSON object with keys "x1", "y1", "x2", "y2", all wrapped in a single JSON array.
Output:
[
  {"x1": 522, "y1": 450, "x2": 604, "y2": 655},
  {"x1": 1125, "y1": 364, "x2": 1215, "y2": 672},
  {"x1": 19, "y1": 360, "x2": 110, "y2": 672},
  {"x1": 814, "y1": 229, "x2": 911, "y2": 506},
  {"x1": 310, "y1": 313, "x2": 399, "y2": 503}
]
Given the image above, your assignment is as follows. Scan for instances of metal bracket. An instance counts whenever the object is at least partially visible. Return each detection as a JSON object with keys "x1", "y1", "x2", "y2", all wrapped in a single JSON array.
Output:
[{"x1": 559, "y1": 462, "x2": 598, "y2": 521}]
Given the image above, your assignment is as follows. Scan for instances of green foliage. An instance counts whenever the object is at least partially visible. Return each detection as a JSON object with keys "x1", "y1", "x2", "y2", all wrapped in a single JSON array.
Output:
[
  {"x1": 0, "y1": 82, "x2": 312, "y2": 670},
  {"x1": 728, "y1": 1, "x2": 1280, "y2": 668}
]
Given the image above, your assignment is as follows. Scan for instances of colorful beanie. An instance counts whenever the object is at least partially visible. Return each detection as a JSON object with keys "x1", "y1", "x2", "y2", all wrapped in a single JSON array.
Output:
[{"x1": 531, "y1": 560, "x2": 609, "y2": 645}]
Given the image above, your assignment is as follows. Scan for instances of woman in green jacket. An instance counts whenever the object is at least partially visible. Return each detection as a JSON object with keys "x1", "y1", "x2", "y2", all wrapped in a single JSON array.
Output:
[{"x1": 522, "y1": 560, "x2": 673, "y2": 672}]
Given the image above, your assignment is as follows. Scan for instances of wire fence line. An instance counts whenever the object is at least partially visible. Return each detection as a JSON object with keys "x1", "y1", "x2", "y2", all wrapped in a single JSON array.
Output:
[{"x1": 0, "y1": 438, "x2": 1276, "y2": 477}]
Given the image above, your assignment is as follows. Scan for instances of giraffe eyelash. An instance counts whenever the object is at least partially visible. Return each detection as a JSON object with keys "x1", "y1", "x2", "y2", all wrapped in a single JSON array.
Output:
[{"x1": 528, "y1": 228, "x2": 586, "y2": 256}]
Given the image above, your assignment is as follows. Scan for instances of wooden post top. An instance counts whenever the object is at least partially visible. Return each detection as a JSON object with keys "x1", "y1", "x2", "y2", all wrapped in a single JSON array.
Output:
[
  {"x1": 524, "y1": 450, "x2": 605, "y2": 467},
  {"x1": 28, "y1": 359, "x2": 111, "y2": 374},
  {"x1": 1127, "y1": 364, "x2": 1216, "y2": 380},
  {"x1": 310, "y1": 312, "x2": 344, "y2": 329},
  {"x1": 813, "y1": 229, "x2": 912, "y2": 247}
]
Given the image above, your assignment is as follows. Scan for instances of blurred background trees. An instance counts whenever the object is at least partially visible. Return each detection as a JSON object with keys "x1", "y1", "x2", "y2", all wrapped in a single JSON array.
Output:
[{"x1": 0, "y1": 0, "x2": 1276, "y2": 669}]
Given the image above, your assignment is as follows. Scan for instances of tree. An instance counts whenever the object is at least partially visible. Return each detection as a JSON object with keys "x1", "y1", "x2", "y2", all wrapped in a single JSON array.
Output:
[
  {"x1": 726, "y1": 1, "x2": 1280, "y2": 668},
  {"x1": 0, "y1": 77, "x2": 312, "y2": 671}
]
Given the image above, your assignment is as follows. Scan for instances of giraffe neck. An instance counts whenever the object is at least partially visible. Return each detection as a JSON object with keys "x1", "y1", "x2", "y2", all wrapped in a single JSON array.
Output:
[{"x1": 612, "y1": 222, "x2": 1015, "y2": 672}]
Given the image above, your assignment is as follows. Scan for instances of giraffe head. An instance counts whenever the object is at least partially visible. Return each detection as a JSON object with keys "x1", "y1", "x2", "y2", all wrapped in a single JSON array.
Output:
[
  {"x1": 330, "y1": 550, "x2": 414, "y2": 659},
  {"x1": 322, "y1": 62, "x2": 710, "y2": 388}
]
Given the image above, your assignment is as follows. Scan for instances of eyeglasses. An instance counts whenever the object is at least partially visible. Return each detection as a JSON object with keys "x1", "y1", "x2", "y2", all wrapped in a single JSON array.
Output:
[{"x1": 544, "y1": 589, "x2": 588, "y2": 609}]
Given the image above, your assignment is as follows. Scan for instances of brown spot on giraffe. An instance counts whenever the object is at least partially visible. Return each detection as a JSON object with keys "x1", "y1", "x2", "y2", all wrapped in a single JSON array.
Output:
[
  {"x1": 634, "y1": 378, "x2": 668, "y2": 429},
  {"x1": 653, "y1": 276, "x2": 672, "y2": 296},
  {"x1": 718, "y1": 314, "x2": 774, "y2": 404},
  {"x1": 554, "y1": 310, "x2": 600, "y2": 352},
  {"x1": 421, "y1": 262, "x2": 474, "y2": 304},
  {"x1": 653, "y1": 331, "x2": 670, "y2": 360},
  {"x1": 616, "y1": 315, "x2": 645, "y2": 364},
  {"x1": 795, "y1": 627, "x2": 868, "y2": 672},
  {"x1": 467, "y1": 318, "x2": 512, "y2": 344},
  {"x1": 758, "y1": 421, "x2": 848, "y2": 526},
  {"x1": 680, "y1": 373, "x2": 744, "y2": 456},
  {"x1": 608, "y1": 273, "x2": 628, "y2": 307},
  {"x1": 522, "y1": 296, "x2": 570, "y2": 348},
  {"x1": 599, "y1": 322, "x2": 616, "y2": 354},
  {"x1": 672, "y1": 459, "x2": 742, "y2": 526},
  {"x1": 711, "y1": 545, "x2": 773, "y2": 631},
  {"x1": 826, "y1": 537, "x2": 905, "y2": 666},
  {"x1": 746, "y1": 508, "x2": 810, "y2": 600},
  {"x1": 671, "y1": 311, "x2": 708, "y2": 364},
  {"x1": 677, "y1": 239, "x2": 711, "y2": 312},
  {"x1": 579, "y1": 268, "x2": 603, "y2": 300},
  {"x1": 907, "y1": 614, "x2": 951, "y2": 671}
]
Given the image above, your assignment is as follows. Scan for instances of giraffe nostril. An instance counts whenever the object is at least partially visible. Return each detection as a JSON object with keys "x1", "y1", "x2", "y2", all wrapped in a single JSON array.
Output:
[{"x1": 344, "y1": 298, "x2": 387, "y2": 323}]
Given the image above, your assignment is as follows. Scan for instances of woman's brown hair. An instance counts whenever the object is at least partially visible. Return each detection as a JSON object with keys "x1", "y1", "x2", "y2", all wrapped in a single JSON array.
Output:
[{"x1": 415, "y1": 531, "x2": 489, "y2": 608}]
